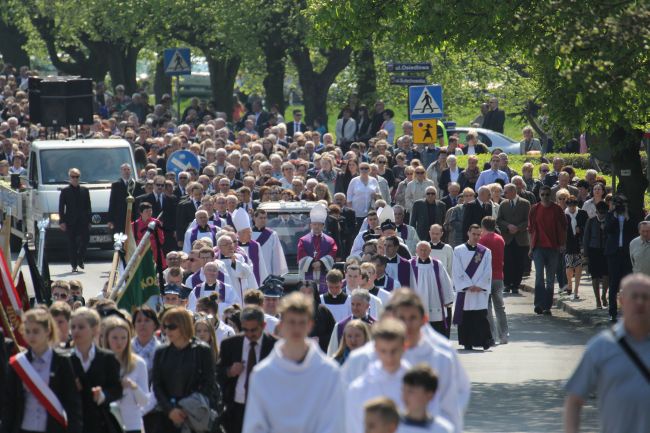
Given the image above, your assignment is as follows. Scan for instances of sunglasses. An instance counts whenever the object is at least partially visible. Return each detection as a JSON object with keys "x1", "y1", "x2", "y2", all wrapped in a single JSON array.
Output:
[
  {"x1": 162, "y1": 323, "x2": 178, "y2": 330},
  {"x1": 70, "y1": 175, "x2": 80, "y2": 178},
  {"x1": 540, "y1": 193, "x2": 551, "y2": 197},
  {"x1": 426, "y1": 192, "x2": 436, "y2": 196},
  {"x1": 155, "y1": 183, "x2": 164, "y2": 187},
  {"x1": 52, "y1": 293, "x2": 68, "y2": 299}
]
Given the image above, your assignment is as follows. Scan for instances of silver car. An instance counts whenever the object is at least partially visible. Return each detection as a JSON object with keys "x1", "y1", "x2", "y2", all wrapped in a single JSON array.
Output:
[{"x1": 447, "y1": 127, "x2": 521, "y2": 154}]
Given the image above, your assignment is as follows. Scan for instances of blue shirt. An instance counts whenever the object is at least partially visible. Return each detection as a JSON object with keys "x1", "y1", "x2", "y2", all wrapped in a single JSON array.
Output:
[
  {"x1": 21, "y1": 348, "x2": 53, "y2": 432},
  {"x1": 475, "y1": 169, "x2": 509, "y2": 190}
]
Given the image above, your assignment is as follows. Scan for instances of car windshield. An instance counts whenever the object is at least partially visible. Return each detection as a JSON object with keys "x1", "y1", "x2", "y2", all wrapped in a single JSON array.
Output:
[
  {"x1": 40, "y1": 147, "x2": 132, "y2": 184},
  {"x1": 265, "y1": 211, "x2": 311, "y2": 261}
]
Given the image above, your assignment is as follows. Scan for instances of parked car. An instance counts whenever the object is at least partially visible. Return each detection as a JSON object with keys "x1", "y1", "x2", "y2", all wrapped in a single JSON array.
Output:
[{"x1": 447, "y1": 126, "x2": 521, "y2": 154}]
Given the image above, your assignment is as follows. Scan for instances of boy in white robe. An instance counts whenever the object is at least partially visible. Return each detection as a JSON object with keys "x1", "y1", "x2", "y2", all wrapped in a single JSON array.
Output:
[
  {"x1": 320, "y1": 269, "x2": 352, "y2": 323},
  {"x1": 252, "y1": 209, "x2": 289, "y2": 276},
  {"x1": 346, "y1": 318, "x2": 411, "y2": 433},
  {"x1": 452, "y1": 224, "x2": 494, "y2": 350},
  {"x1": 242, "y1": 292, "x2": 345, "y2": 433},
  {"x1": 409, "y1": 241, "x2": 455, "y2": 338},
  {"x1": 398, "y1": 365, "x2": 454, "y2": 433}
]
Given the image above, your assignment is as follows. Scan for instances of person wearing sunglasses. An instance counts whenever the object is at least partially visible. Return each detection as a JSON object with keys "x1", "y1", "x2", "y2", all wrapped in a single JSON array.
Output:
[
  {"x1": 58, "y1": 167, "x2": 92, "y2": 273},
  {"x1": 528, "y1": 185, "x2": 567, "y2": 316},
  {"x1": 51, "y1": 280, "x2": 71, "y2": 304}
]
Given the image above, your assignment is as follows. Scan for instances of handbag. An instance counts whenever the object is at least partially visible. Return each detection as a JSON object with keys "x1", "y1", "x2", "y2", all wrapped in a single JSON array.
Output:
[{"x1": 611, "y1": 329, "x2": 650, "y2": 384}]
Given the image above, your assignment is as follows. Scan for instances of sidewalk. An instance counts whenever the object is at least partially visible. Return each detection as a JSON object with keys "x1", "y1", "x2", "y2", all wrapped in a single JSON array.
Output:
[{"x1": 520, "y1": 270, "x2": 612, "y2": 327}]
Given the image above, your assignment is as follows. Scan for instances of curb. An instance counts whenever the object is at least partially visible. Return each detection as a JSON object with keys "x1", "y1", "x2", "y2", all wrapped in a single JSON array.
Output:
[{"x1": 519, "y1": 284, "x2": 610, "y2": 327}]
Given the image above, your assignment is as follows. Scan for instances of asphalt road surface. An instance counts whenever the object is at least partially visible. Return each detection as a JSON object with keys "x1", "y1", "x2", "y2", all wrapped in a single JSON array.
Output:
[{"x1": 21, "y1": 248, "x2": 601, "y2": 433}]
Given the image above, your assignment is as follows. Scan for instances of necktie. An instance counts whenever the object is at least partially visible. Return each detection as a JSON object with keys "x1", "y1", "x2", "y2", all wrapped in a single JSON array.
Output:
[
  {"x1": 245, "y1": 341, "x2": 257, "y2": 399},
  {"x1": 195, "y1": 200, "x2": 200, "y2": 209},
  {"x1": 295, "y1": 122, "x2": 300, "y2": 133},
  {"x1": 158, "y1": 194, "x2": 163, "y2": 208},
  {"x1": 511, "y1": 201, "x2": 515, "y2": 209}
]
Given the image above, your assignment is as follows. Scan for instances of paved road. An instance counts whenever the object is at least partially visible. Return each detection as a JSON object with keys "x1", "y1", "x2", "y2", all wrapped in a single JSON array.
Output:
[{"x1": 19, "y1": 250, "x2": 601, "y2": 432}]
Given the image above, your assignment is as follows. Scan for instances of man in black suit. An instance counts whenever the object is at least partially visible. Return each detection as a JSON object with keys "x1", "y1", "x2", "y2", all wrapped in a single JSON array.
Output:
[
  {"x1": 333, "y1": 192, "x2": 357, "y2": 257},
  {"x1": 58, "y1": 168, "x2": 92, "y2": 272},
  {"x1": 175, "y1": 183, "x2": 205, "y2": 247},
  {"x1": 107, "y1": 163, "x2": 141, "y2": 234},
  {"x1": 438, "y1": 154, "x2": 464, "y2": 196},
  {"x1": 243, "y1": 100, "x2": 270, "y2": 135},
  {"x1": 285, "y1": 109, "x2": 307, "y2": 139},
  {"x1": 410, "y1": 186, "x2": 447, "y2": 242},
  {"x1": 482, "y1": 97, "x2": 506, "y2": 133},
  {"x1": 441, "y1": 182, "x2": 462, "y2": 210},
  {"x1": 173, "y1": 171, "x2": 191, "y2": 199},
  {"x1": 462, "y1": 185, "x2": 496, "y2": 241},
  {"x1": 0, "y1": 137, "x2": 15, "y2": 164},
  {"x1": 136, "y1": 175, "x2": 178, "y2": 253},
  {"x1": 218, "y1": 305, "x2": 277, "y2": 433}
]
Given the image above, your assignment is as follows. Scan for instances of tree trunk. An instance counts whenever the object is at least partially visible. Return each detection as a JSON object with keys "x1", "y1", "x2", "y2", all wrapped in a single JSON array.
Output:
[
  {"x1": 107, "y1": 46, "x2": 139, "y2": 94},
  {"x1": 354, "y1": 44, "x2": 377, "y2": 106},
  {"x1": 290, "y1": 46, "x2": 352, "y2": 127},
  {"x1": 205, "y1": 53, "x2": 241, "y2": 121},
  {"x1": 609, "y1": 125, "x2": 647, "y2": 224},
  {"x1": 262, "y1": 43, "x2": 286, "y2": 115},
  {"x1": 153, "y1": 54, "x2": 172, "y2": 103},
  {"x1": 0, "y1": 19, "x2": 31, "y2": 68}
]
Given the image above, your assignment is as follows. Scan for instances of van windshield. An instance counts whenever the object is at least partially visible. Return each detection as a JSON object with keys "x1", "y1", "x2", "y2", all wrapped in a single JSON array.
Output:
[{"x1": 40, "y1": 147, "x2": 132, "y2": 184}]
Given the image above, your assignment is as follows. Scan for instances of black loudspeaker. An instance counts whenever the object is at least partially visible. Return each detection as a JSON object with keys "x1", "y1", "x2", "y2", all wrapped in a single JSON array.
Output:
[
  {"x1": 40, "y1": 79, "x2": 68, "y2": 127},
  {"x1": 65, "y1": 78, "x2": 93, "y2": 125},
  {"x1": 28, "y1": 77, "x2": 42, "y2": 124}
]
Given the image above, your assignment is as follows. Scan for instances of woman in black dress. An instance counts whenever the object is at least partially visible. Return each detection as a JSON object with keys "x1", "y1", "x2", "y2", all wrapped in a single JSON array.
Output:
[
  {"x1": 582, "y1": 201, "x2": 610, "y2": 308},
  {"x1": 152, "y1": 307, "x2": 219, "y2": 433}
]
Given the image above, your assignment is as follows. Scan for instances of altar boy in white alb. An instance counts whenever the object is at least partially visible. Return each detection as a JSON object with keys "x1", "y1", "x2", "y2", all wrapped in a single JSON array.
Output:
[
  {"x1": 242, "y1": 292, "x2": 345, "y2": 433},
  {"x1": 452, "y1": 224, "x2": 494, "y2": 350}
]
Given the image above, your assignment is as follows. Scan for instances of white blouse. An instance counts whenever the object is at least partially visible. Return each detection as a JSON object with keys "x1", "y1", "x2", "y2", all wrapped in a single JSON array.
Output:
[{"x1": 346, "y1": 176, "x2": 380, "y2": 217}]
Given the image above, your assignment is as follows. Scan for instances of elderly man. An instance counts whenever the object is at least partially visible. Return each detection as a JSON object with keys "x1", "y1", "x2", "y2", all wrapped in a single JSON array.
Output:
[
  {"x1": 475, "y1": 153, "x2": 509, "y2": 190},
  {"x1": 393, "y1": 204, "x2": 419, "y2": 253},
  {"x1": 214, "y1": 234, "x2": 257, "y2": 305},
  {"x1": 232, "y1": 207, "x2": 268, "y2": 286},
  {"x1": 439, "y1": 155, "x2": 464, "y2": 196},
  {"x1": 520, "y1": 126, "x2": 542, "y2": 154},
  {"x1": 410, "y1": 186, "x2": 447, "y2": 242},
  {"x1": 326, "y1": 288, "x2": 375, "y2": 356},
  {"x1": 405, "y1": 166, "x2": 436, "y2": 213},
  {"x1": 497, "y1": 184, "x2": 531, "y2": 294},
  {"x1": 183, "y1": 210, "x2": 219, "y2": 253},
  {"x1": 297, "y1": 203, "x2": 338, "y2": 290},
  {"x1": 630, "y1": 221, "x2": 650, "y2": 276},
  {"x1": 564, "y1": 273, "x2": 650, "y2": 433},
  {"x1": 550, "y1": 171, "x2": 579, "y2": 201},
  {"x1": 462, "y1": 185, "x2": 498, "y2": 241},
  {"x1": 442, "y1": 182, "x2": 462, "y2": 210}
]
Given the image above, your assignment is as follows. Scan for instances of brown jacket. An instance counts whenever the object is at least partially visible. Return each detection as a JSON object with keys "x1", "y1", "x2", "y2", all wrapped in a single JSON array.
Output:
[{"x1": 497, "y1": 197, "x2": 531, "y2": 246}]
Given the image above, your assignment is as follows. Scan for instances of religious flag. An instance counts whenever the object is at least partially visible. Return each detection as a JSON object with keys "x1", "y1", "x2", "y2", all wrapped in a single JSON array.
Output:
[
  {"x1": 116, "y1": 242, "x2": 159, "y2": 313},
  {"x1": 23, "y1": 243, "x2": 49, "y2": 304},
  {"x1": 0, "y1": 248, "x2": 27, "y2": 347},
  {"x1": 14, "y1": 271, "x2": 31, "y2": 310}
]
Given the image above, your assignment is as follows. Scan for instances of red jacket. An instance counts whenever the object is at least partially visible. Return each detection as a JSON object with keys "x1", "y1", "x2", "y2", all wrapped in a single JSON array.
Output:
[
  {"x1": 479, "y1": 232, "x2": 505, "y2": 280},
  {"x1": 528, "y1": 202, "x2": 567, "y2": 249}
]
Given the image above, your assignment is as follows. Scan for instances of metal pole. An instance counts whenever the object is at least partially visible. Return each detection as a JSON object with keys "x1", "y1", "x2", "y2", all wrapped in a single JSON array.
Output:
[
  {"x1": 106, "y1": 233, "x2": 127, "y2": 295},
  {"x1": 37, "y1": 218, "x2": 49, "y2": 274},
  {"x1": 109, "y1": 220, "x2": 158, "y2": 301},
  {"x1": 176, "y1": 75, "x2": 181, "y2": 121},
  {"x1": 11, "y1": 243, "x2": 26, "y2": 282}
]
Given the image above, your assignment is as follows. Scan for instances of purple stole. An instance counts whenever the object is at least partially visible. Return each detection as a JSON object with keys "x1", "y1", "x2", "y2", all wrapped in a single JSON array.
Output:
[
  {"x1": 300, "y1": 233, "x2": 333, "y2": 260},
  {"x1": 397, "y1": 224, "x2": 409, "y2": 240},
  {"x1": 410, "y1": 258, "x2": 447, "y2": 329},
  {"x1": 241, "y1": 240, "x2": 262, "y2": 284},
  {"x1": 255, "y1": 228, "x2": 273, "y2": 246},
  {"x1": 219, "y1": 212, "x2": 233, "y2": 227},
  {"x1": 193, "y1": 272, "x2": 226, "y2": 300},
  {"x1": 452, "y1": 244, "x2": 487, "y2": 326},
  {"x1": 336, "y1": 315, "x2": 375, "y2": 341},
  {"x1": 397, "y1": 257, "x2": 411, "y2": 287},
  {"x1": 377, "y1": 275, "x2": 396, "y2": 292},
  {"x1": 306, "y1": 271, "x2": 328, "y2": 294},
  {"x1": 190, "y1": 225, "x2": 217, "y2": 245},
  {"x1": 190, "y1": 271, "x2": 203, "y2": 288},
  {"x1": 210, "y1": 215, "x2": 223, "y2": 228}
]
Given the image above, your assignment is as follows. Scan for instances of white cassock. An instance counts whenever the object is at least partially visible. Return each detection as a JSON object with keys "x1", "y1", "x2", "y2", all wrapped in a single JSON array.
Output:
[
  {"x1": 397, "y1": 418, "x2": 454, "y2": 433},
  {"x1": 264, "y1": 314, "x2": 279, "y2": 334},
  {"x1": 184, "y1": 260, "x2": 233, "y2": 290},
  {"x1": 346, "y1": 360, "x2": 411, "y2": 433},
  {"x1": 430, "y1": 242, "x2": 454, "y2": 276},
  {"x1": 183, "y1": 224, "x2": 219, "y2": 253},
  {"x1": 319, "y1": 293, "x2": 352, "y2": 323},
  {"x1": 237, "y1": 240, "x2": 269, "y2": 286},
  {"x1": 252, "y1": 228, "x2": 289, "y2": 276},
  {"x1": 242, "y1": 339, "x2": 345, "y2": 433},
  {"x1": 452, "y1": 244, "x2": 491, "y2": 311},
  {"x1": 215, "y1": 252, "x2": 257, "y2": 305},
  {"x1": 350, "y1": 229, "x2": 372, "y2": 258},
  {"x1": 385, "y1": 255, "x2": 411, "y2": 287},
  {"x1": 396, "y1": 223, "x2": 420, "y2": 253},
  {"x1": 409, "y1": 258, "x2": 455, "y2": 323},
  {"x1": 186, "y1": 280, "x2": 237, "y2": 314},
  {"x1": 370, "y1": 287, "x2": 392, "y2": 305}
]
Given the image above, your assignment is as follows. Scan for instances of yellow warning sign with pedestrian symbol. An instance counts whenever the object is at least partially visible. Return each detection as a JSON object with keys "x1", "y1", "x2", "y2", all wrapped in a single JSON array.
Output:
[{"x1": 413, "y1": 120, "x2": 437, "y2": 145}]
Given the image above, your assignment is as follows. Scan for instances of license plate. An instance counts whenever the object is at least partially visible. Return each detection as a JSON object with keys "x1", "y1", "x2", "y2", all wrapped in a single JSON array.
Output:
[{"x1": 90, "y1": 235, "x2": 112, "y2": 243}]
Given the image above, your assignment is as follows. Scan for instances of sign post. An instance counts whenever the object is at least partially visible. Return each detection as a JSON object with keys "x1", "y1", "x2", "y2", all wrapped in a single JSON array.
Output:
[
  {"x1": 166, "y1": 150, "x2": 201, "y2": 179},
  {"x1": 408, "y1": 84, "x2": 444, "y2": 146},
  {"x1": 163, "y1": 48, "x2": 192, "y2": 120}
]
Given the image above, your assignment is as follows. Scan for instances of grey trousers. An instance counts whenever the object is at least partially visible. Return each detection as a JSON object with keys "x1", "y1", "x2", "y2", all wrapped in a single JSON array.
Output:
[{"x1": 487, "y1": 279, "x2": 509, "y2": 341}]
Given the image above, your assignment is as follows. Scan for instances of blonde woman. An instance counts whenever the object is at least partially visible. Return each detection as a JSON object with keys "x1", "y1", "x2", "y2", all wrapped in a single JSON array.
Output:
[
  {"x1": 102, "y1": 316, "x2": 150, "y2": 433},
  {"x1": 194, "y1": 314, "x2": 219, "y2": 365},
  {"x1": 333, "y1": 319, "x2": 371, "y2": 365}
]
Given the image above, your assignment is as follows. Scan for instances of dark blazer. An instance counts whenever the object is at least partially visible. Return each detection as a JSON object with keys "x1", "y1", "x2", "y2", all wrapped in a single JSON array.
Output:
[
  {"x1": 461, "y1": 143, "x2": 489, "y2": 154},
  {"x1": 496, "y1": 197, "x2": 531, "y2": 246},
  {"x1": 229, "y1": 178, "x2": 244, "y2": 190},
  {"x1": 565, "y1": 209, "x2": 589, "y2": 254},
  {"x1": 410, "y1": 199, "x2": 447, "y2": 241},
  {"x1": 136, "y1": 192, "x2": 178, "y2": 232},
  {"x1": 462, "y1": 200, "x2": 494, "y2": 240},
  {"x1": 441, "y1": 194, "x2": 460, "y2": 211},
  {"x1": 175, "y1": 197, "x2": 201, "y2": 241},
  {"x1": 217, "y1": 334, "x2": 276, "y2": 407},
  {"x1": 286, "y1": 121, "x2": 307, "y2": 138},
  {"x1": 483, "y1": 109, "x2": 505, "y2": 133},
  {"x1": 173, "y1": 184, "x2": 188, "y2": 200},
  {"x1": 58, "y1": 184, "x2": 92, "y2": 226},
  {"x1": 107, "y1": 178, "x2": 139, "y2": 233},
  {"x1": 603, "y1": 212, "x2": 636, "y2": 256},
  {"x1": 438, "y1": 167, "x2": 464, "y2": 195},
  {"x1": 71, "y1": 346, "x2": 122, "y2": 433},
  {"x1": 3, "y1": 349, "x2": 83, "y2": 433}
]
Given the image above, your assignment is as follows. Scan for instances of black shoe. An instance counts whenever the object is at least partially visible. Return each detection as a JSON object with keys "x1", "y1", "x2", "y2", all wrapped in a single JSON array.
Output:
[
  {"x1": 534, "y1": 306, "x2": 543, "y2": 314},
  {"x1": 543, "y1": 310, "x2": 552, "y2": 316},
  {"x1": 464, "y1": 345, "x2": 472, "y2": 350},
  {"x1": 609, "y1": 315, "x2": 617, "y2": 323},
  {"x1": 72, "y1": 267, "x2": 78, "y2": 273},
  {"x1": 511, "y1": 287, "x2": 519, "y2": 294},
  {"x1": 503, "y1": 286, "x2": 511, "y2": 293},
  {"x1": 78, "y1": 262, "x2": 85, "y2": 270}
]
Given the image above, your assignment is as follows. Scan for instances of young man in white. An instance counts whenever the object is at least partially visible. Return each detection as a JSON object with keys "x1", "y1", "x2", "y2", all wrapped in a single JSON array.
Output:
[
  {"x1": 242, "y1": 292, "x2": 345, "y2": 433},
  {"x1": 346, "y1": 318, "x2": 411, "y2": 433},
  {"x1": 345, "y1": 264, "x2": 383, "y2": 318},
  {"x1": 398, "y1": 364, "x2": 454, "y2": 433}
]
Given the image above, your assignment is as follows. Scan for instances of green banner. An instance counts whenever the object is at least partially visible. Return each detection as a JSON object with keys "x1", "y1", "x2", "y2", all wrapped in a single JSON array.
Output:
[{"x1": 117, "y1": 246, "x2": 160, "y2": 312}]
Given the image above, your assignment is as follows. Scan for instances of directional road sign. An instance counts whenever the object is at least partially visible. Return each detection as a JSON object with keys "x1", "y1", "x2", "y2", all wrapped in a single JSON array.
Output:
[
  {"x1": 413, "y1": 120, "x2": 437, "y2": 145},
  {"x1": 390, "y1": 76, "x2": 427, "y2": 86},
  {"x1": 408, "y1": 85, "x2": 444, "y2": 120},
  {"x1": 164, "y1": 48, "x2": 191, "y2": 76},
  {"x1": 166, "y1": 150, "x2": 200, "y2": 178},
  {"x1": 386, "y1": 62, "x2": 432, "y2": 73}
]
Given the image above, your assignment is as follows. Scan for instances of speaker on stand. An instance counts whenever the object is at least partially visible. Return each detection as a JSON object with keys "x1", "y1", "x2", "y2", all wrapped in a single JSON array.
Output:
[{"x1": 28, "y1": 76, "x2": 95, "y2": 133}]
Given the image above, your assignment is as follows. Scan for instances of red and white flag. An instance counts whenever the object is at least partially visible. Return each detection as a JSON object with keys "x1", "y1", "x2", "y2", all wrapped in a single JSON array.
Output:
[
  {"x1": 10, "y1": 352, "x2": 68, "y2": 427},
  {"x1": 0, "y1": 248, "x2": 26, "y2": 347}
]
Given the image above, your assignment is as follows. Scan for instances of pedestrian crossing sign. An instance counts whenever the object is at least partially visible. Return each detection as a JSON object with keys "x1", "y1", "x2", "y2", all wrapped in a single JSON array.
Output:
[
  {"x1": 413, "y1": 120, "x2": 438, "y2": 145},
  {"x1": 408, "y1": 85, "x2": 443, "y2": 120},
  {"x1": 164, "y1": 48, "x2": 191, "y2": 76}
]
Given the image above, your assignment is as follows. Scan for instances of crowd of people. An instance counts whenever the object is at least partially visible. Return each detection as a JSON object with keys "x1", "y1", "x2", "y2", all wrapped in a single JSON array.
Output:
[{"x1": 2, "y1": 72, "x2": 650, "y2": 433}]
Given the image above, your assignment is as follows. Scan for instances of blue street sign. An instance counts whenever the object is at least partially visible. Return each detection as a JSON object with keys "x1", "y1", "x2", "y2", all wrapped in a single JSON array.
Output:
[
  {"x1": 163, "y1": 48, "x2": 191, "y2": 76},
  {"x1": 408, "y1": 85, "x2": 444, "y2": 120},
  {"x1": 166, "y1": 150, "x2": 200, "y2": 177}
]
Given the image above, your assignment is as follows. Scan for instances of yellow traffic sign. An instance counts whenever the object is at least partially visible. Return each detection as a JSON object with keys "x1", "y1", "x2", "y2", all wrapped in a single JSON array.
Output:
[{"x1": 413, "y1": 120, "x2": 437, "y2": 145}]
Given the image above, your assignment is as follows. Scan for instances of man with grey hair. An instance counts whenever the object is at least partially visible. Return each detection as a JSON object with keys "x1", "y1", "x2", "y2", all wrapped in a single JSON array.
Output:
[
  {"x1": 462, "y1": 185, "x2": 497, "y2": 241},
  {"x1": 630, "y1": 221, "x2": 650, "y2": 276},
  {"x1": 326, "y1": 288, "x2": 375, "y2": 356},
  {"x1": 410, "y1": 185, "x2": 447, "y2": 242},
  {"x1": 497, "y1": 183, "x2": 531, "y2": 294},
  {"x1": 393, "y1": 204, "x2": 419, "y2": 252},
  {"x1": 520, "y1": 125, "x2": 542, "y2": 154},
  {"x1": 564, "y1": 273, "x2": 650, "y2": 433}
]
